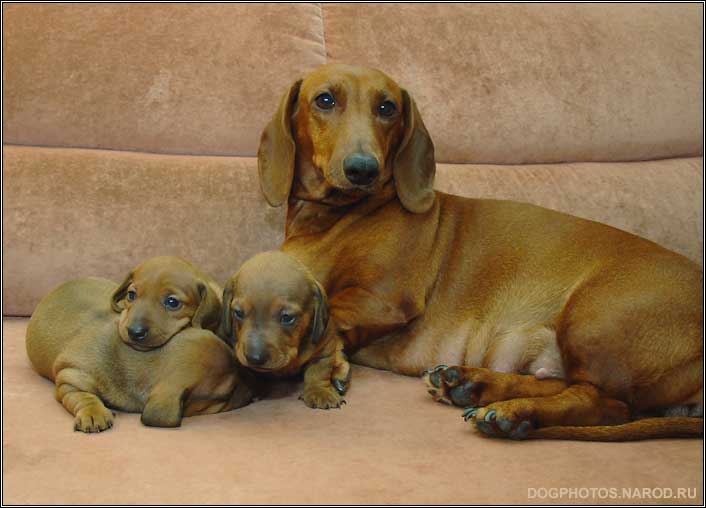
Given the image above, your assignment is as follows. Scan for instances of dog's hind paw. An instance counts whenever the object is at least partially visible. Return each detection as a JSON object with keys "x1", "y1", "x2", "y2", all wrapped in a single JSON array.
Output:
[{"x1": 466, "y1": 402, "x2": 535, "y2": 440}]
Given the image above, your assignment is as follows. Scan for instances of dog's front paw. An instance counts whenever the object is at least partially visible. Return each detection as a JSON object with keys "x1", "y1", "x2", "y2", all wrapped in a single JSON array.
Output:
[
  {"x1": 299, "y1": 385, "x2": 346, "y2": 409},
  {"x1": 74, "y1": 405, "x2": 114, "y2": 433}
]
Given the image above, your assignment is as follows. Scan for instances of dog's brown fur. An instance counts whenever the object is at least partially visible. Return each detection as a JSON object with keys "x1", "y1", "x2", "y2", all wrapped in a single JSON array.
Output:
[
  {"x1": 222, "y1": 251, "x2": 350, "y2": 409},
  {"x1": 258, "y1": 63, "x2": 703, "y2": 440},
  {"x1": 26, "y1": 256, "x2": 253, "y2": 432}
]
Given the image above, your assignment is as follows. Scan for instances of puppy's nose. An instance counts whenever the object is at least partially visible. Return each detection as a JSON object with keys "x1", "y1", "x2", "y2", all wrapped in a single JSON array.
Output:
[
  {"x1": 343, "y1": 152, "x2": 379, "y2": 186},
  {"x1": 245, "y1": 340, "x2": 270, "y2": 366},
  {"x1": 127, "y1": 324, "x2": 149, "y2": 341}
]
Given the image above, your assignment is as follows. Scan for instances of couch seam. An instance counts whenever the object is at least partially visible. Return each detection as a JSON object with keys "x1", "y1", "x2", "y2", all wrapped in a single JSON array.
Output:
[
  {"x1": 1, "y1": 142, "x2": 263, "y2": 161},
  {"x1": 3, "y1": 142, "x2": 703, "y2": 167},
  {"x1": 318, "y1": 2, "x2": 327, "y2": 62}
]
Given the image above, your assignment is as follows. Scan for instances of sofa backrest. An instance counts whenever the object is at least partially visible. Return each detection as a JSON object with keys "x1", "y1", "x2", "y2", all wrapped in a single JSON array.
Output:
[{"x1": 4, "y1": 3, "x2": 703, "y2": 164}]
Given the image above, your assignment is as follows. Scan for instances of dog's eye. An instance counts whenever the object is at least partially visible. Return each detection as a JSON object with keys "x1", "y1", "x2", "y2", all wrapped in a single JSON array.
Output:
[
  {"x1": 126, "y1": 290, "x2": 137, "y2": 302},
  {"x1": 315, "y1": 92, "x2": 336, "y2": 110},
  {"x1": 280, "y1": 313, "x2": 297, "y2": 326},
  {"x1": 378, "y1": 100, "x2": 397, "y2": 118},
  {"x1": 164, "y1": 296, "x2": 182, "y2": 311},
  {"x1": 233, "y1": 308, "x2": 245, "y2": 320}
]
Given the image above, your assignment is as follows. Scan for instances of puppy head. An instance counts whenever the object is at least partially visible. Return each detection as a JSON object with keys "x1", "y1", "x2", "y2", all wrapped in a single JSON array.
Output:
[
  {"x1": 222, "y1": 251, "x2": 328, "y2": 373},
  {"x1": 111, "y1": 256, "x2": 222, "y2": 351},
  {"x1": 258, "y1": 63, "x2": 436, "y2": 213}
]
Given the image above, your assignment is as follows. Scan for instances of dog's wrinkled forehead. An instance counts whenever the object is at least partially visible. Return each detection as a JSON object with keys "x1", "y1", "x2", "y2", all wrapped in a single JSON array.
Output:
[
  {"x1": 235, "y1": 252, "x2": 314, "y2": 304},
  {"x1": 299, "y1": 64, "x2": 403, "y2": 109},
  {"x1": 131, "y1": 257, "x2": 199, "y2": 296}
]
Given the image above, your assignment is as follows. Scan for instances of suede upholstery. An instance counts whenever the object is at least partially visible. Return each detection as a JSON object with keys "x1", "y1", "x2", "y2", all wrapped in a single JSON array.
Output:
[
  {"x1": 3, "y1": 318, "x2": 703, "y2": 505},
  {"x1": 322, "y1": 3, "x2": 704, "y2": 164},
  {"x1": 2, "y1": 3, "x2": 326, "y2": 156},
  {"x1": 2, "y1": 3, "x2": 703, "y2": 505},
  {"x1": 2, "y1": 146, "x2": 702, "y2": 316}
]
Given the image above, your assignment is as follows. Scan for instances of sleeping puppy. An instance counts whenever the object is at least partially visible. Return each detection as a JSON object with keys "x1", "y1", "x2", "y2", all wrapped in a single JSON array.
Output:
[
  {"x1": 222, "y1": 251, "x2": 350, "y2": 409},
  {"x1": 26, "y1": 256, "x2": 253, "y2": 432}
]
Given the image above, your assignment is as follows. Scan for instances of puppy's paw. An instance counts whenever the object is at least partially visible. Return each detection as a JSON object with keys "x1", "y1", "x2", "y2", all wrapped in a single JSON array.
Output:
[
  {"x1": 74, "y1": 405, "x2": 115, "y2": 433},
  {"x1": 299, "y1": 385, "x2": 346, "y2": 409}
]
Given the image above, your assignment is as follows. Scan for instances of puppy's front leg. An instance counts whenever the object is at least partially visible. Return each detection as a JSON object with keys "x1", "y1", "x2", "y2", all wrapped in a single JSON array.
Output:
[
  {"x1": 55, "y1": 368, "x2": 114, "y2": 433},
  {"x1": 331, "y1": 341, "x2": 352, "y2": 395},
  {"x1": 141, "y1": 383, "x2": 188, "y2": 427},
  {"x1": 300, "y1": 341, "x2": 346, "y2": 409}
]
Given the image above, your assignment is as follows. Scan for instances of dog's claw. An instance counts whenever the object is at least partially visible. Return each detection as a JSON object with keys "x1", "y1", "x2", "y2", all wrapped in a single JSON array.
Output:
[
  {"x1": 333, "y1": 379, "x2": 347, "y2": 395},
  {"x1": 424, "y1": 364, "x2": 448, "y2": 376},
  {"x1": 462, "y1": 407, "x2": 478, "y2": 421},
  {"x1": 484, "y1": 410, "x2": 496, "y2": 422}
]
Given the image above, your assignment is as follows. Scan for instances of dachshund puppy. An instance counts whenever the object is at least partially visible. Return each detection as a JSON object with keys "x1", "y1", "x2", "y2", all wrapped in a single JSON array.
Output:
[
  {"x1": 222, "y1": 251, "x2": 350, "y2": 409},
  {"x1": 26, "y1": 256, "x2": 253, "y2": 432}
]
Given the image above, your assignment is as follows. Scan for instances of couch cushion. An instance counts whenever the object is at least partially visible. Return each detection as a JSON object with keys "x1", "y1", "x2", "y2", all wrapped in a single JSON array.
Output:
[
  {"x1": 3, "y1": 145, "x2": 701, "y2": 316},
  {"x1": 3, "y1": 318, "x2": 703, "y2": 504},
  {"x1": 2, "y1": 145, "x2": 285, "y2": 316},
  {"x1": 2, "y1": 3, "x2": 326, "y2": 156},
  {"x1": 434, "y1": 157, "x2": 704, "y2": 265},
  {"x1": 323, "y1": 3, "x2": 704, "y2": 164}
]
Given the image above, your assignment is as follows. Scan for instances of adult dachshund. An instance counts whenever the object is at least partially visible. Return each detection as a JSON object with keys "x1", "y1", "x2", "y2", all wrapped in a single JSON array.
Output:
[{"x1": 257, "y1": 63, "x2": 703, "y2": 440}]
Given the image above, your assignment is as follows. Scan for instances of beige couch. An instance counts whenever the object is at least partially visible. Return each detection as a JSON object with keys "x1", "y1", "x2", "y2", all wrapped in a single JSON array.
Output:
[{"x1": 3, "y1": 3, "x2": 703, "y2": 504}]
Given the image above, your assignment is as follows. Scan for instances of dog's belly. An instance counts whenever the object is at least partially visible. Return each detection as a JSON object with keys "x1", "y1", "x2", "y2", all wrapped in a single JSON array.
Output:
[{"x1": 351, "y1": 303, "x2": 566, "y2": 379}]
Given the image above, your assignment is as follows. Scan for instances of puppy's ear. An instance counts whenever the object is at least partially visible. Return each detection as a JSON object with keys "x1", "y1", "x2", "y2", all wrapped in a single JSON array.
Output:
[
  {"x1": 221, "y1": 278, "x2": 236, "y2": 345},
  {"x1": 192, "y1": 281, "x2": 222, "y2": 332},
  {"x1": 258, "y1": 79, "x2": 303, "y2": 207},
  {"x1": 393, "y1": 89, "x2": 436, "y2": 214},
  {"x1": 111, "y1": 271, "x2": 134, "y2": 312},
  {"x1": 310, "y1": 280, "x2": 330, "y2": 345}
]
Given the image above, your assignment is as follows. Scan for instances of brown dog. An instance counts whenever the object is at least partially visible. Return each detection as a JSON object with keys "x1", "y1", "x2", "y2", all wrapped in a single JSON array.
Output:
[
  {"x1": 257, "y1": 63, "x2": 703, "y2": 440},
  {"x1": 26, "y1": 256, "x2": 253, "y2": 432},
  {"x1": 222, "y1": 251, "x2": 350, "y2": 409}
]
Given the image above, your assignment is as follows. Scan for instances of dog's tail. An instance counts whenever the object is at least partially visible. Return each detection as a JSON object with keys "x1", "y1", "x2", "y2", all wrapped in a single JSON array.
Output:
[{"x1": 528, "y1": 417, "x2": 703, "y2": 441}]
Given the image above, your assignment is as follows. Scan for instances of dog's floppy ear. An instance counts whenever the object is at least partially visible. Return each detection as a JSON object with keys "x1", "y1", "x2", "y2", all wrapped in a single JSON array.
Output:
[
  {"x1": 192, "y1": 281, "x2": 222, "y2": 332},
  {"x1": 393, "y1": 89, "x2": 436, "y2": 214},
  {"x1": 258, "y1": 79, "x2": 303, "y2": 207},
  {"x1": 221, "y1": 278, "x2": 236, "y2": 345},
  {"x1": 111, "y1": 270, "x2": 134, "y2": 312},
  {"x1": 310, "y1": 280, "x2": 329, "y2": 345}
]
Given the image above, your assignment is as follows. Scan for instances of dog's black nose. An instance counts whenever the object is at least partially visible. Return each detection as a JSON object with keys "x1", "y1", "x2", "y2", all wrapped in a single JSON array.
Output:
[
  {"x1": 245, "y1": 341, "x2": 269, "y2": 366},
  {"x1": 127, "y1": 325, "x2": 149, "y2": 341},
  {"x1": 343, "y1": 153, "x2": 379, "y2": 186}
]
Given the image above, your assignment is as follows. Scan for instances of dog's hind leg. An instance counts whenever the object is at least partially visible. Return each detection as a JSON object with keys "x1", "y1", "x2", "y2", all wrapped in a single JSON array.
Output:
[{"x1": 469, "y1": 383, "x2": 630, "y2": 439}]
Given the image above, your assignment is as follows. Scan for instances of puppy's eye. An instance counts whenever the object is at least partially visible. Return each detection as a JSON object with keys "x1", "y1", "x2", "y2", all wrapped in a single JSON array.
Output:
[
  {"x1": 378, "y1": 100, "x2": 397, "y2": 118},
  {"x1": 315, "y1": 92, "x2": 336, "y2": 110},
  {"x1": 164, "y1": 296, "x2": 182, "y2": 311},
  {"x1": 280, "y1": 313, "x2": 297, "y2": 326},
  {"x1": 233, "y1": 308, "x2": 245, "y2": 320},
  {"x1": 126, "y1": 290, "x2": 137, "y2": 302}
]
